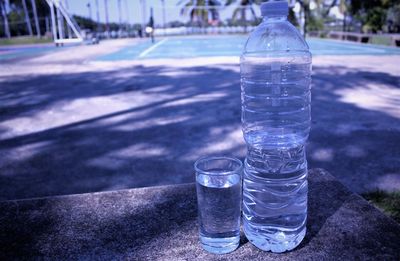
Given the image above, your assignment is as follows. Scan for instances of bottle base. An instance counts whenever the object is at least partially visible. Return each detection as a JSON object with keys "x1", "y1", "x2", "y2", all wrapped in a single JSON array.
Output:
[
  {"x1": 200, "y1": 235, "x2": 240, "y2": 254},
  {"x1": 244, "y1": 224, "x2": 306, "y2": 253}
]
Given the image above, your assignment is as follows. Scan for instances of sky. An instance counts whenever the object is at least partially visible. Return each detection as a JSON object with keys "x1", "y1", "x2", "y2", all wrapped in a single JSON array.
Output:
[
  {"x1": 3, "y1": 0, "x2": 341, "y2": 26},
  {"x1": 66, "y1": 0, "x2": 248, "y2": 26},
  {"x1": 67, "y1": 0, "x2": 178, "y2": 26},
  {"x1": 66, "y1": 1, "x2": 344, "y2": 28}
]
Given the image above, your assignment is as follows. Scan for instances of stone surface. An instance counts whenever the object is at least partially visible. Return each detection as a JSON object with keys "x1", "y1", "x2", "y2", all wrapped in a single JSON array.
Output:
[{"x1": 0, "y1": 169, "x2": 399, "y2": 260}]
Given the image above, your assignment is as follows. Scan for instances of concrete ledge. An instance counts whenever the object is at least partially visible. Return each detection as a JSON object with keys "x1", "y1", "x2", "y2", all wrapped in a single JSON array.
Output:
[{"x1": 0, "y1": 169, "x2": 399, "y2": 260}]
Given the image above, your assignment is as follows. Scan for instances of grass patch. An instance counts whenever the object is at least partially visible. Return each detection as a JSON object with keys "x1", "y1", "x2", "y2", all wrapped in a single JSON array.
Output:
[
  {"x1": 0, "y1": 36, "x2": 52, "y2": 46},
  {"x1": 369, "y1": 35, "x2": 393, "y2": 46},
  {"x1": 362, "y1": 190, "x2": 400, "y2": 223}
]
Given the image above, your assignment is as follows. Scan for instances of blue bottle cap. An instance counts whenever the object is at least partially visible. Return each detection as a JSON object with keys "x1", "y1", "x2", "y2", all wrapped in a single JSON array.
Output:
[{"x1": 261, "y1": 0, "x2": 289, "y2": 17}]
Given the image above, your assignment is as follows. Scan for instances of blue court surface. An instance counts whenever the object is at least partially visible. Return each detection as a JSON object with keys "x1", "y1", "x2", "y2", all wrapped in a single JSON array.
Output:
[
  {"x1": 0, "y1": 44, "x2": 60, "y2": 62},
  {"x1": 98, "y1": 35, "x2": 400, "y2": 61}
]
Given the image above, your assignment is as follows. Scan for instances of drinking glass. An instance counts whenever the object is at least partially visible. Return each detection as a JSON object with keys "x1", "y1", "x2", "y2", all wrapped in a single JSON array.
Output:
[{"x1": 194, "y1": 156, "x2": 242, "y2": 254}]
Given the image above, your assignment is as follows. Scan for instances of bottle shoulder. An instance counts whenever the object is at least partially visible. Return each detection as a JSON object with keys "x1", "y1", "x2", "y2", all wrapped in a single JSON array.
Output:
[{"x1": 243, "y1": 21, "x2": 310, "y2": 54}]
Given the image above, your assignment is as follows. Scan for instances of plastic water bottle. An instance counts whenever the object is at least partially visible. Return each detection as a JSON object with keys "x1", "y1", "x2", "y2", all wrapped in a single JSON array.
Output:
[{"x1": 241, "y1": 0, "x2": 311, "y2": 253}]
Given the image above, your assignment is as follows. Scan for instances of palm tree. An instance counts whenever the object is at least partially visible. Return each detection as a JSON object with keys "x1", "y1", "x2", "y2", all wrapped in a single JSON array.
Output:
[
  {"x1": 178, "y1": 0, "x2": 222, "y2": 26},
  {"x1": 161, "y1": 0, "x2": 166, "y2": 29},
  {"x1": 296, "y1": 0, "x2": 347, "y2": 37},
  {"x1": 140, "y1": 0, "x2": 146, "y2": 33},
  {"x1": 22, "y1": 0, "x2": 33, "y2": 36},
  {"x1": 87, "y1": 2, "x2": 93, "y2": 21},
  {"x1": 225, "y1": 0, "x2": 262, "y2": 24},
  {"x1": 296, "y1": 0, "x2": 310, "y2": 37},
  {"x1": 117, "y1": 0, "x2": 122, "y2": 26},
  {"x1": 104, "y1": 0, "x2": 109, "y2": 32},
  {"x1": 30, "y1": 0, "x2": 40, "y2": 38},
  {"x1": 320, "y1": 0, "x2": 348, "y2": 17},
  {"x1": 338, "y1": 0, "x2": 349, "y2": 32},
  {"x1": 124, "y1": 0, "x2": 130, "y2": 24},
  {"x1": 0, "y1": 0, "x2": 11, "y2": 38},
  {"x1": 95, "y1": 0, "x2": 100, "y2": 24},
  {"x1": 64, "y1": 0, "x2": 72, "y2": 38}
]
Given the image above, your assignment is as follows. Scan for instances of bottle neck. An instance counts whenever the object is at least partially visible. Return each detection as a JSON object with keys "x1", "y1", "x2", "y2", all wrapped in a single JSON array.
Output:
[{"x1": 262, "y1": 16, "x2": 287, "y2": 22}]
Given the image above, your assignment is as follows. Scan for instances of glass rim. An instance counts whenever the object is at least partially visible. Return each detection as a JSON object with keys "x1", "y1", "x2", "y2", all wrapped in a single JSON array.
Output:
[{"x1": 194, "y1": 156, "x2": 243, "y2": 176}]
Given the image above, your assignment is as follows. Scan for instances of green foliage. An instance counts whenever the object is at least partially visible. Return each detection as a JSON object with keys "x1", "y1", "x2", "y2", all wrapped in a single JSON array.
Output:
[
  {"x1": 1, "y1": 0, "x2": 135, "y2": 37},
  {"x1": 0, "y1": 36, "x2": 51, "y2": 45},
  {"x1": 350, "y1": 0, "x2": 400, "y2": 33},
  {"x1": 360, "y1": 7, "x2": 387, "y2": 33},
  {"x1": 73, "y1": 15, "x2": 97, "y2": 31},
  {"x1": 386, "y1": 4, "x2": 400, "y2": 32},
  {"x1": 167, "y1": 20, "x2": 186, "y2": 28},
  {"x1": 178, "y1": 0, "x2": 222, "y2": 25},
  {"x1": 220, "y1": 0, "x2": 263, "y2": 24},
  {"x1": 72, "y1": 15, "x2": 124, "y2": 31},
  {"x1": 369, "y1": 35, "x2": 394, "y2": 45},
  {"x1": 3, "y1": 0, "x2": 50, "y2": 36},
  {"x1": 363, "y1": 190, "x2": 400, "y2": 223},
  {"x1": 349, "y1": 0, "x2": 399, "y2": 15},
  {"x1": 132, "y1": 23, "x2": 142, "y2": 31},
  {"x1": 7, "y1": 4, "x2": 27, "y2": 36},
  {"x1": 288, "y1": 8, "x2": 299, "y2": 27},
  {"x1": 225, "y1": 0, "x2": 264, "y2": 5},
  {"x1": 307, "y1": 14, "x2": 324, "y2": 31}
]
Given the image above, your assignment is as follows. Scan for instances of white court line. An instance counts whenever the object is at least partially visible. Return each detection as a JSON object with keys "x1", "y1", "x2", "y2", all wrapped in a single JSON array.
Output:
[{"x1": 138, "y1": 38, "x2": 168, "y2": 58}]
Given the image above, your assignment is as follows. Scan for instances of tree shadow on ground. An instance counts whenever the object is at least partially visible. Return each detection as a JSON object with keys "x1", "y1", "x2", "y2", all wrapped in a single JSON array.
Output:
[
  {"x1": 0, "y1": 65, "x2": 244, "y2": 200},
  {"x1": 0, "y1": 64, "x2": 399, "y2": 200}
]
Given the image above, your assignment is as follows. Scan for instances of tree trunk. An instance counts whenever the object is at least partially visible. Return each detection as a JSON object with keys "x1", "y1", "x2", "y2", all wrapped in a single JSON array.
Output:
[
  {"x1": 88, "y1": 3, "x2": 92, "y2": 20},
  {"x1": 30, "y1": 0, "x2": 41, "y2": 38},
  {"x1": 249, "y1": 6, "x2": 256, "y2": 21},
  {"x1": 104, "y1": 0, "x2": 109, "y2": 32},
  {"x1": 342, "y1": 11, "x2": 347, "y2": 32},
  {"x1": 117, "y1": 0, "x2": 121, "y2": 27},
  {"x1": 0, "y1": 0, "x2": 11, "y2": 38},
  {"x1": 95, "y1": 0, "x2": 100, "y2": 24},
  {"x1": 299, "y1": 1, "x2": 309, "y2": 39},
  {"x1": 56, "y1": 4, "x2": 64, "y2": 40},
  {"x1": 161, "y1": 0, "x2": 166, "y2": 29},
  {"x1": 45, "y1": 16, "x2": 49, "y2": 33},
  {"x1": 22, "y1": 0, "x2": 33, "y2": 36},
  {"x1": 241, "y1": 6, "x2": 246, "y2": 23},
  {"x1": 124, "y1": 0, "x2": 130, "y2": 31},
  {"x1": 241, "y1": 5, "x2": 246, "y2": 33},
  {"x1": 304, "y1": 6, "x2": 308, "y2": 39},
  {"x1": 323, "y1": 0, "x2": 336, "y2": 17},
  {"x1": 140, "y1": 0, "x2": 146, "y2": 36},
  {"x1": 64, "y1": 0, "x2": 72, "y2": 39}
]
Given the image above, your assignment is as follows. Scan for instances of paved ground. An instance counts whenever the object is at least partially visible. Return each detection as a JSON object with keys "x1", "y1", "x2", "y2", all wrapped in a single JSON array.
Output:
[
  {"x1": 0, "y1": 39, "x2": 399, "y2": 200},
  {"x1": 2, "y1": 170, "x2": 399, "y2": 259}
]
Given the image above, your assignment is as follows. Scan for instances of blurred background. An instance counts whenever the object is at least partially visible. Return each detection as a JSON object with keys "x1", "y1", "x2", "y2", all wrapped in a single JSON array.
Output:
[{"x1": 0, "y1": 0, "x2": 399, "y2": 46}]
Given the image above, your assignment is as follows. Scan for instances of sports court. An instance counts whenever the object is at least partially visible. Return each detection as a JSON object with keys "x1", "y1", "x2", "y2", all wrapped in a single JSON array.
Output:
[
  {"x1": 97, "y1": 35, "x2": 400, "y2": 61},
  {"x1": 0, "y1": 44, "x2": 59, "y2": 61},
  {"x1": 2, "y1": 35, "x2": 400, "y2": 62}
]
